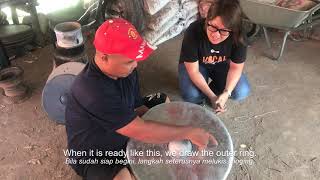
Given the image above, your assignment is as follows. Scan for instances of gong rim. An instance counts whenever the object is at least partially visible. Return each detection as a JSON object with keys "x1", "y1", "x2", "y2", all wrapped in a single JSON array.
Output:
[{"x1": 127, "y1": 102, "x2": 234, "y2": 180}]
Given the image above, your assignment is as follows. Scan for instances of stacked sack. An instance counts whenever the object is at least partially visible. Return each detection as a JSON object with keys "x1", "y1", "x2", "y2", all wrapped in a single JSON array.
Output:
[{"x1": 143, "y1": 0, "x2": 199, "y2": 46}]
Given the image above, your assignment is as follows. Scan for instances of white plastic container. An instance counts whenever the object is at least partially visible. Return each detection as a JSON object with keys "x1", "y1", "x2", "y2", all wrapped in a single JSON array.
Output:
[{"x1": 54, "y1": 22, "x2": 83, "y2": 48}]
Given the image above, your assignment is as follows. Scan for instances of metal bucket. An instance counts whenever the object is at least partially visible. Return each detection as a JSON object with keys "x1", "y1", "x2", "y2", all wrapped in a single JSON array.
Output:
[{"x1": 54, "y1": 22, "x2": 83, "y2": 48}]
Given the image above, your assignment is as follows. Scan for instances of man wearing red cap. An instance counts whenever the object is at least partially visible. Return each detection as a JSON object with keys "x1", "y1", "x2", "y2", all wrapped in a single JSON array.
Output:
[{"x1": 65, "y1": 18, "x2": 218, "y2": 180}]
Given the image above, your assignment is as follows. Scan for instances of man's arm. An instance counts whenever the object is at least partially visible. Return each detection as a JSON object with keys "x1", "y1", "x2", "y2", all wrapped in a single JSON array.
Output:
[{"x1": 116, "y1": 116, "x2": 218, "y2": 150}]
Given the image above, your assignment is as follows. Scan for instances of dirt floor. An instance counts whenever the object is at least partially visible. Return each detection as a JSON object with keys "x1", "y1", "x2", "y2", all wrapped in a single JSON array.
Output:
[{"x1": 0, "y1": 31, "x2": 319, "y2": 180}]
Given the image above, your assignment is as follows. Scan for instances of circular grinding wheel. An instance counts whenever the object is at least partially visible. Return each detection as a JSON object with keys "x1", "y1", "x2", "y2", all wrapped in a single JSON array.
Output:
[
  {"x1": 42, "y1": 74, "x2": 75, "y2": 124},
  {"x1": 47, "y1": 62, "x2": 85, "y2": 82}
]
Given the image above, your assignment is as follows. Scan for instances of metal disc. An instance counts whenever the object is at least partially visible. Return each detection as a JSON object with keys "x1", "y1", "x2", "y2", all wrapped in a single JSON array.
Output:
[
  {"x1": 42, "y1": 74, "x2": 75, "y2": 124},
  {"x1": 127, "y1": 102, "x2": 234, "y2": 180},
  {"x1": 47, "y1": 62, "x2": 85, "y2": 82}
]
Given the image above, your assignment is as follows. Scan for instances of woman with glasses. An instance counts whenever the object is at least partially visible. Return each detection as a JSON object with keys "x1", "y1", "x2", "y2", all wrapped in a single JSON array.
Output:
[{"x1": 178, "y1": 0, "x2": 250, "y2": 113}]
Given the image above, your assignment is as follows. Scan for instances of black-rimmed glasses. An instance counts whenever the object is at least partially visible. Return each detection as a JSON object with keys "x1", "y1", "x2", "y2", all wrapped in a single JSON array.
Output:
[{"x1": 207, "y1": 23, "x2": 232, "y2": 36}]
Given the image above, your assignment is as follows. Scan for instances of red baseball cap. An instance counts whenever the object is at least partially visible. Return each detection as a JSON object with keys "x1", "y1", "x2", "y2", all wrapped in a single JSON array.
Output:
[{"x1": 93, "y1": 18, "x2": 156, "y2": 61}]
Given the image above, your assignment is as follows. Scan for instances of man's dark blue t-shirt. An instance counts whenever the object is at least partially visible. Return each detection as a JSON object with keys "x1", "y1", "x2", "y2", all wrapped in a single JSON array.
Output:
[{"x1": 65, "y1": 59, "x2": 143, "y2": 174}]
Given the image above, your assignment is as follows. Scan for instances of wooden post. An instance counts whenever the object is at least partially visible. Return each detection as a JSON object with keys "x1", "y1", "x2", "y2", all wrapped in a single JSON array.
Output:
[
  {"x1": 0, "y1": 41, "x2": 10, "y2": 69},
  {"x1": 28, "y1": 0, "x2": 44, "y2": 46},
  {"x1": 11, "y1": 6, "x2": 19, "y2": 24}
]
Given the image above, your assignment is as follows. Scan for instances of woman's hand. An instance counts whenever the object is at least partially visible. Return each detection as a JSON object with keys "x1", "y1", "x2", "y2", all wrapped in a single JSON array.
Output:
[
  {"x1": 214, "y1": 91, "x2": 229, "y2": 114},
  {"x1": 209, "y1": 95, "x2": 226, "y2": 114}
]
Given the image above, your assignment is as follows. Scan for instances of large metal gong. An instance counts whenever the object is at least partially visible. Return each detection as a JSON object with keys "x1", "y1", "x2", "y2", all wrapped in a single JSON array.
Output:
[
  {"x1": 42, "y1": 62, "x2": 85, "y2": 124},
  {"x1": 42, "y1": 74, "x2": 75, "y2": 124},
  {"x1": 47, "y1": 62, "x2": 85, "y2": 82},
  {"x1": 127, "y1": 102, "x2": 234, "y2": 180}
]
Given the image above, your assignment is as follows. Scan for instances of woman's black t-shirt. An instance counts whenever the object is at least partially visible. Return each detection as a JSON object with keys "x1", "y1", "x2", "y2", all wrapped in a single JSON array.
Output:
[{"x1": 179, "y1": 19, "x2": 247, "y2": 73}]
